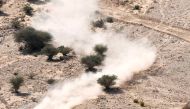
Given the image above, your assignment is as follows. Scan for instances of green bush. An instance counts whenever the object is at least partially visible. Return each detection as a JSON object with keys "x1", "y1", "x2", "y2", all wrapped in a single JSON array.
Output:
[
  {"x1": 23, "y1": 4, "x2": 33, "y2": 16},
  {"x1": 41, "y1": 45, "x2": 58, "y2": 61},
  {"x1": 58, "y1": 46, "x2": 72, "y2": 56},
  {"x1": 97, "y1": 75, "x2": 117, "y2": 90},
  {"x1": 10, "y1": 76, "x2": 24, "y2": 93},
  {"x1": 14, "y1": 27, "x2": 52, "y2": 53},
  {"x1": 92, "y1": 19, "x2": 104, "y2": 28},
  {"x1": 94, "y1": 44, "x2": 107, "y2": 56},
  {"x1": 81, "y1": 55, "x2": 103, "y2": 71}
]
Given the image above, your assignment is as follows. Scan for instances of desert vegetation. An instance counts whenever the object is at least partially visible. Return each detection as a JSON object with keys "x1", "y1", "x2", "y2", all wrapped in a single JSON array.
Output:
[
  {"x1": 81, "y1": 44, "x2": 107, "y2": 71},
  {"x1": 0, "y1": 0, "x2": 189, "y2": 109},
  {"x1": 58, "y1": 46, "x2": 72, "y2": 56},
  {"x1": 10, "y1": 76, "x2": 24, "y2": 93},
  {"x1": 133, "y1": 99, "x2": 146, "y2": 107},
  {"x1": 11, "y1": 18, "x2": 22, "y2": 29},
  {"x1": 81, "y1": 55, "x2": 103, "y2": 71},
  {"x1": 41, "y1": 45, "x2": 58, "y2": 61},
  {"x1": 14, "y1": 27, "x2": 74, "y2": 61},
  {"x1": 106, "y1": 17, "x2": 114, "y2": 23},
  {"x1": 133, "y1": 5, "x2": 140, "y2": 10},
  {"x1": 94, "y1": 44, "x2": 107, "y2": 56},
  {"x1": 92, "y1": 19, "x2": 104, "y2": 28},
  {"x1": 14, "y1": 27, "x2": 53, "y2": 53},
  {"x1": 23, "y1": 4, "x2": 33, "y2": 16},
  {"x1": 47, "y1": 78, "x2": 56, "y2": 84},
  {"x1": 97, "y1": 75, "x2": 117, "y2": 90}
]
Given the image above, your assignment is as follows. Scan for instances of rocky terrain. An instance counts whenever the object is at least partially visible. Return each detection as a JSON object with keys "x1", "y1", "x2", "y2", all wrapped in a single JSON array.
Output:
[{"x1": 0, "y1": 0, "x2": 190, "y2": 109}]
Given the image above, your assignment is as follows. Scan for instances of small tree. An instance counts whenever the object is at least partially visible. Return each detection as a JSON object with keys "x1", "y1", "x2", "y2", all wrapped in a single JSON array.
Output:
[
  {"x1": 41, "y1": 45, "x2": 58, "y2": 61},
  {"x1": 23, "y1": 4, "x2": 33, "y2": 16},
  {"x1": 94, "y1": 44, "x2": 107, "y2": 56},
  {"x1": 58, "y1": 46, "x2": 72, "y2": 56},
  {"x1": 97, "y1": 75, "x2": 117, "y2": 90},
  {"x1": 14, "y1": 27, "x2": 53, "y2": 53},
  {"x1": 81, "y1": 55, "x2": 103, "y2": 71},
  {"x1": 10, "y1": 76, "x2": 24, "y2": 93}
]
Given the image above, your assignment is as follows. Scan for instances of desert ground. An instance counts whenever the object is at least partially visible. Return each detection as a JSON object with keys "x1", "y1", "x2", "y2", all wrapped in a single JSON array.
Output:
[{"x1": 0, "y1": 0, "x2": 190, "y2": 109}]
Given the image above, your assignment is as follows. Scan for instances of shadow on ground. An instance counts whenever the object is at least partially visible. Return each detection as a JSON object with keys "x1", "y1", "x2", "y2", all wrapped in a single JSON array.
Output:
[
  {"x1": 105, "y1": 87, "x2": 124, "y2": 94},
  {"x1": 0, "y1": 11, "x2": 9, "y2": 16}
]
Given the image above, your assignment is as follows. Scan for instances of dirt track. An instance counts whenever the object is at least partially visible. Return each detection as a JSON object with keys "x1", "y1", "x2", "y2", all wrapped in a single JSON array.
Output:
[
  {"x1": 1, "y1": 0, "x2": 190, "y2": 109},
  {"x1": 101, "y1": 7, "x2": 190, "y2": 42}
]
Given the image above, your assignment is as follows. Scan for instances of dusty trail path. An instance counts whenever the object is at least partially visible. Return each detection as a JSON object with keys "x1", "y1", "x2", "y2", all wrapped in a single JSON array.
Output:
[{"x1": 101, "y1": 7, "x2": 190, "y2": 42}]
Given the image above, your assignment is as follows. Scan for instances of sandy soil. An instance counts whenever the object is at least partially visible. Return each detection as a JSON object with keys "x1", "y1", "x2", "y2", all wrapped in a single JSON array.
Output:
[{"x1": 0, "y1": 0, "x2": 190, "y2": 109}]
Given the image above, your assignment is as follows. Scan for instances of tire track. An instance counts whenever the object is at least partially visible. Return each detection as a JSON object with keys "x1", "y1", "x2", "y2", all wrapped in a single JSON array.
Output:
[{"x1": 101, "y1": 7, "x2": 190, "y2": 42}]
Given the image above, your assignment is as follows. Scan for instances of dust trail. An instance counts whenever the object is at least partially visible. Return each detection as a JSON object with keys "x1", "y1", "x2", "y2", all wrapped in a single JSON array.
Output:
[
  {"x1": 32, "y1": 0, "x2": 100, "y2": 54},
  {"x1": 32, "y1": 0, "x2": 156, "y2": 109}
]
